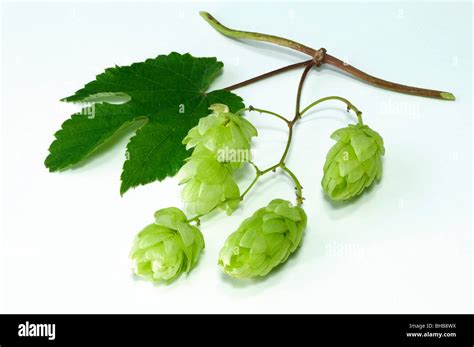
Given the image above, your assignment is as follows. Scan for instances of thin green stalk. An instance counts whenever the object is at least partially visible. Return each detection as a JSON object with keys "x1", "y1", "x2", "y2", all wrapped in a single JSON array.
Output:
[
  {"x1": 300, "y1": 96, "x2": 364, "y2": 125},
  {"x1": 238, "y1": 106, "x2": 290, "y2": 124},
  {"x1": 279, "y1": 125, "x2": 293, "y2": 165},
  {"x1": 239, "y1": 162, "x2": 304, "y2": 205},
  {"x1": 240, "y1": 175, "x2": 259, "y2": 201},
  {"x1": 260, "y1": 163, "x2": 280, "y2": 175},
  {"x1": 240, "y1": 162, "x2": 261, "y2": 201},
  {"x1": 186, "y1": 214, "x2": 204, "y2": 225},
  {"x1": 280, "y1": 164, "x2": 304, "y2": 205}
]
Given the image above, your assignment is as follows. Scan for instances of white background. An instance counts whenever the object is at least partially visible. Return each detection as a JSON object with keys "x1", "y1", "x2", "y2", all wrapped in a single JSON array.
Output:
[{"x1": 1, "y1": 1, "x2": 472, "y2": 313}]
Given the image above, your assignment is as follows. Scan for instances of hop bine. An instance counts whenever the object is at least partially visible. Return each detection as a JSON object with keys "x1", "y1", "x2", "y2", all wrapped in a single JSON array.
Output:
[
  {"x1": 322, "y1": 124, "x2": 385, "y2": 201},
  {"x1": 130, "y1": 207, "x2": 204, "y2": 283},
  {"x1": 219, "y1": 199, "x2": 307, "y2": 278}
]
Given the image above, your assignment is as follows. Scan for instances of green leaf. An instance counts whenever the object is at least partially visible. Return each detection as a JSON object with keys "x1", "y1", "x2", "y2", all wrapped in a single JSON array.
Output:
[
  {"x1": 45, "y1": 103, "x2": 140, "y2": 171},
  {"x1": 45, "y1": 52, "x2": 244, "y2": 194}
]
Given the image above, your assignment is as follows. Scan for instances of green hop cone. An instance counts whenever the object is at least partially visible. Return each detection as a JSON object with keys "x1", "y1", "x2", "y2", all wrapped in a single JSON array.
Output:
[
  {"x1": 130, "y1": 207, "x2": 204, "y2": 283},
  {"x1": 183, "y1": 103, "x2": 257, "y2": 169},
  {"x1": 178, "y1": 146, "x2": 240, "y2": 215},
  {"x1": 218, "y1": 199, "x2": 307, "y2": 278},
  {"x1": 322, "y1": 124, "x2": 385, "y2": 201}
]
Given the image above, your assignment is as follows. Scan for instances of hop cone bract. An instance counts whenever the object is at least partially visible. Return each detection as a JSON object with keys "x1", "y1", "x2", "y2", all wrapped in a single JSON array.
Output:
[
  {"x1": 178, "y1": 146, "x2": 240, "y2": 215},
  {"x1": 183, "y1": 103, "x2": 257, "y2": 169},
  {"x1": 322, "y1": 124, "x2": 385, "y2": 201},
  {"x1": 218, "y1": 199, "x2": 307, "y2": 278},
  {"x1": 130, "y1": 207, "x2": 204, "y2": 282}
]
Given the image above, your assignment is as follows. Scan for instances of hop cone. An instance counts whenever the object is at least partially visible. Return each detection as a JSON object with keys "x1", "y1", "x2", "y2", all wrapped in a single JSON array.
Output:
[
  {"x1": 130, "y1": 207, "x2": 204, "y2": 283},
  {"x1": 322, "y1": 124, "x2": 385, "y2": 201},
  {"x1": 178, "y1": 146, "x2": 240, "y2": 215},
  {"x1": 218, "y1": 199, "x2": 307, "y2": 278},
  {"x1": 183, "y1": 103, "x2": 257, "y2": 169}
]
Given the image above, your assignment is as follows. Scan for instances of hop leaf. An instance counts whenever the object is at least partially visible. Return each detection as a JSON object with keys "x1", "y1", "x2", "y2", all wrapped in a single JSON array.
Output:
[
  {"x1": 322, "y1": 124, "x2": 385, "y2": 201},
  {"x1": 44, "y1": 53, "x2": 245, "y2": 195},
  {"x1": 178, "y1": 146, "x2": 240, "y2": 215},
  {"x1": 183, "y1": 103, "x2": 257, "y2": 169},
  {"x1": 130, "y1": 207, "x2": 204, "y2": 283},
  {"x1": 218, "y1": 199, "x2": 307, "y2": 278}
]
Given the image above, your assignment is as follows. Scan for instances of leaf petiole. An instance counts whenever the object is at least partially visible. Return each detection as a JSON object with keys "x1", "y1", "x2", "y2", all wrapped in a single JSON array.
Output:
[{"x1": 224, "y1": 60, "x2": 313, "y2": 91}]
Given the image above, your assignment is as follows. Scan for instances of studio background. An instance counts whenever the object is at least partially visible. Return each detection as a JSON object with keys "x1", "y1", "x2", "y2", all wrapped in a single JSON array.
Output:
[{"x1": 1, "y1": 1, "x2": 472, "y2": 313}]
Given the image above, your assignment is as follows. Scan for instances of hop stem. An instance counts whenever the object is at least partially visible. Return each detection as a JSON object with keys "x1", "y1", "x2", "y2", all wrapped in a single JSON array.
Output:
[
  {"x1": 238, "y1": 106, "x2": 290, "y2": 125},
  {"x1": 200, "y1": 12, "x2": 316, "y2": 57},
  {"x1": 238, "y1": 65, "x2": 311, "y2": 205},
  {"x1": 294, "y1": 62, "x2": 315, "y2": 119},
  {"x1": 240, "y1": 162, "x2": 262, "y2": 201},
  {"x1": 300, "y1": 96, "x2": 364, "y2": 125},
  {"x1": 201, "y1": 11, "x2": 455, "y2": 100},
  {"x1": 280, "y1": 164, "x2": 304, "y2": 205},
  {"x1": 223, "y1": 60, "x2": 312, "y2": 91}
]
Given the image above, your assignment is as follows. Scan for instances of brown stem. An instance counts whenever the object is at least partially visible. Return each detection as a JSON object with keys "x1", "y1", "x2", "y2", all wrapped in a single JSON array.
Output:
[
  {"x1": 294, "y1": 62, "x2": 314, "y2": 119},
  {"x1": 323, "y1": 54, "x2": 454, "y2": 100},
  {"x1": 200, "y1": 11, "x2": 317, "y2": 57},
  {"x1": 201, "y1": 11, "x2": 455, "y2": 101},
  {"x1": 224, "y1": 60, "x2": 312, "y2": 91},
  {"x1": 280, "y1": 63, "x2": 313, "y2": 166}
]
